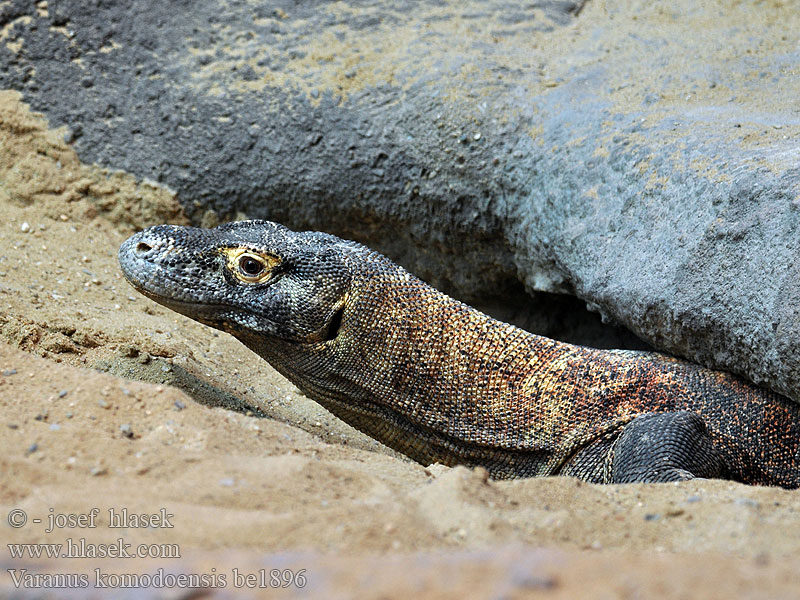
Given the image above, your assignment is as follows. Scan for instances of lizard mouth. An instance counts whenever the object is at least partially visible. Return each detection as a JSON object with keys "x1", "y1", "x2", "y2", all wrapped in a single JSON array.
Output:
[
  {"x1": 118, "y1": 242, "x2": 234, "y2": 328},
  {"x1": 120, "y1": 262, "x2": 309, "y2": 340},
  {"x1": 123, "y1": 279, "x2": 231, "y2": 325}
]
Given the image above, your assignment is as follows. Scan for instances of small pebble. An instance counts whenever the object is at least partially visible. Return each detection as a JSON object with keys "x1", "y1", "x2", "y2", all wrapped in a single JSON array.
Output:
[
  {"x1": 219, "y1": 477, "x2": 235, "y2": 487},
  {"x1": 27, "y1": 442, "x2": 39, "y2": 454},
  {"x1": 58, "y1": 390, "x2": 68, "y2": 398},
  {"x1": 119, "y1": 423, "x2": 134, "y2": 438},
  {"x1": 2, "y1": 369, "x2": 17, "y2": 376},
  {"x1": 49, "y1": 423, "x2": 61, "y2": 431},
  {"x1": 90, "y1": 466, "x2": 107, "y2": 476},
  {"x1": 20, "y1": 222, "x2": 31, "y2": 233},
  {"x1": 98, "y1": 399, "x2": 110, "y2": 409},
  {"x1": 173, "y1": 400, "x2": 186, "y2": 411},
  {"x1": 8, "y1": 423, "x2": 19, "y2": 429}
]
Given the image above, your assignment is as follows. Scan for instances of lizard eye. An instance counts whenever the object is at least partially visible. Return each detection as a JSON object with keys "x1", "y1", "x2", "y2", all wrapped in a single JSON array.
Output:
[
  {"x1": 237, "y1": 254, "x2": 266, "y2": 279},
  {"x1": 220, "y1": 248, "x2": 279, "y2": 283},
  {"x1": 239, "y1": 255, "x2": 265, "y2": 277}
]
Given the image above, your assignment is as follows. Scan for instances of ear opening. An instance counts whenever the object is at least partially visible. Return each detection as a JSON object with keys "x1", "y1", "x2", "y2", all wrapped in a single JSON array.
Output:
[{"x1": 323, "y1": 304, "x2": 345, "y2": 341}]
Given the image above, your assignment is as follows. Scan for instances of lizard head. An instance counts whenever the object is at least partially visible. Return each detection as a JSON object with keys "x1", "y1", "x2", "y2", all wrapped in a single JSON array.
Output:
[{"x1": 118, "y1": 220, "x2": 355, "y2": 343}]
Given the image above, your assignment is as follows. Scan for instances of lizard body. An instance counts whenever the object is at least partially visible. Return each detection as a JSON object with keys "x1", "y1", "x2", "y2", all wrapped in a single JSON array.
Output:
[{"x1": 119, "y1": 221, "x2": 800, "y2": 487}]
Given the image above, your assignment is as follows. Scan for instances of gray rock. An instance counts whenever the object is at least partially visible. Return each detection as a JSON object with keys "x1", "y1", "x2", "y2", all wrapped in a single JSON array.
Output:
[{"x1": 2, "y1": 1, "x2": 800, "y2": 401}]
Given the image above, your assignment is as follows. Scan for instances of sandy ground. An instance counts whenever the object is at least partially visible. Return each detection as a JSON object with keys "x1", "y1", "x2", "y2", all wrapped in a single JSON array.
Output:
[{"x1": 2, "y1": 91, "x2": 800, "y2": 598}]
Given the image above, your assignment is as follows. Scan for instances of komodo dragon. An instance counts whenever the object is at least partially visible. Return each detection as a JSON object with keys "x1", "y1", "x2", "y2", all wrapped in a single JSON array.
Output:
[{"x1": 118, "y1": 220, "x2": 800, "y2": 488}]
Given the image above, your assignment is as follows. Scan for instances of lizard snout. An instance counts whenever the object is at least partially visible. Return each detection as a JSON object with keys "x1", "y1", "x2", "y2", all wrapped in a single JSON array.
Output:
[
  {"x1": 118, "y1": 226, "x2": 183, "y2": 288},
  {"x1": 119, "y1": 225, "x2": 188, "y2": 267}
]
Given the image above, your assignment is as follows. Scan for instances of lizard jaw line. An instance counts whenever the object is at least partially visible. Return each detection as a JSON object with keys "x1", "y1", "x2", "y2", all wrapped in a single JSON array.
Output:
[{"x1": 122, "y1": 276, "x2": 305, "y2": 340}]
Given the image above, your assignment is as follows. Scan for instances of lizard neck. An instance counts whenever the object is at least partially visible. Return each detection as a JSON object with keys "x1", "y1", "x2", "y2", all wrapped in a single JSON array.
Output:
[{"x1": 238, "y1": 260, "x2": 587, "y2": 474}]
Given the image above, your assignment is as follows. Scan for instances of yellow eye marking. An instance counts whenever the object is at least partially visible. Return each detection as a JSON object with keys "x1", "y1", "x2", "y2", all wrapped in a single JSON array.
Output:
[{"x1": 219, "y1": 248, "x2": 280, "y2": 283}]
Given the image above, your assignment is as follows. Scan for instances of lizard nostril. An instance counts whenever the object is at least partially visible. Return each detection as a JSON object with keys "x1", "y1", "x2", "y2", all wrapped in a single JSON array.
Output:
[{"x1": 135, "y1": 242, "x2": 153, "y2": 254}]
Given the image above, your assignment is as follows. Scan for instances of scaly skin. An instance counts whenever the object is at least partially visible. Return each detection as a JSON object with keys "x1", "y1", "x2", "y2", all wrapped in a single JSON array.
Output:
[{"x1": 119, "y1": 220, "x2": 800, "y2": 487}]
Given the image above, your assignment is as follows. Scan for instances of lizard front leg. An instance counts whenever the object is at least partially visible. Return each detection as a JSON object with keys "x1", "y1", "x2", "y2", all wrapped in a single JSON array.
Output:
[
  {"x1": 606, "y1": 411, "x2": 728, "y2": 483},
  {"x1": 560, "y1": 411, "x2": 728, "y2": 484}
]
